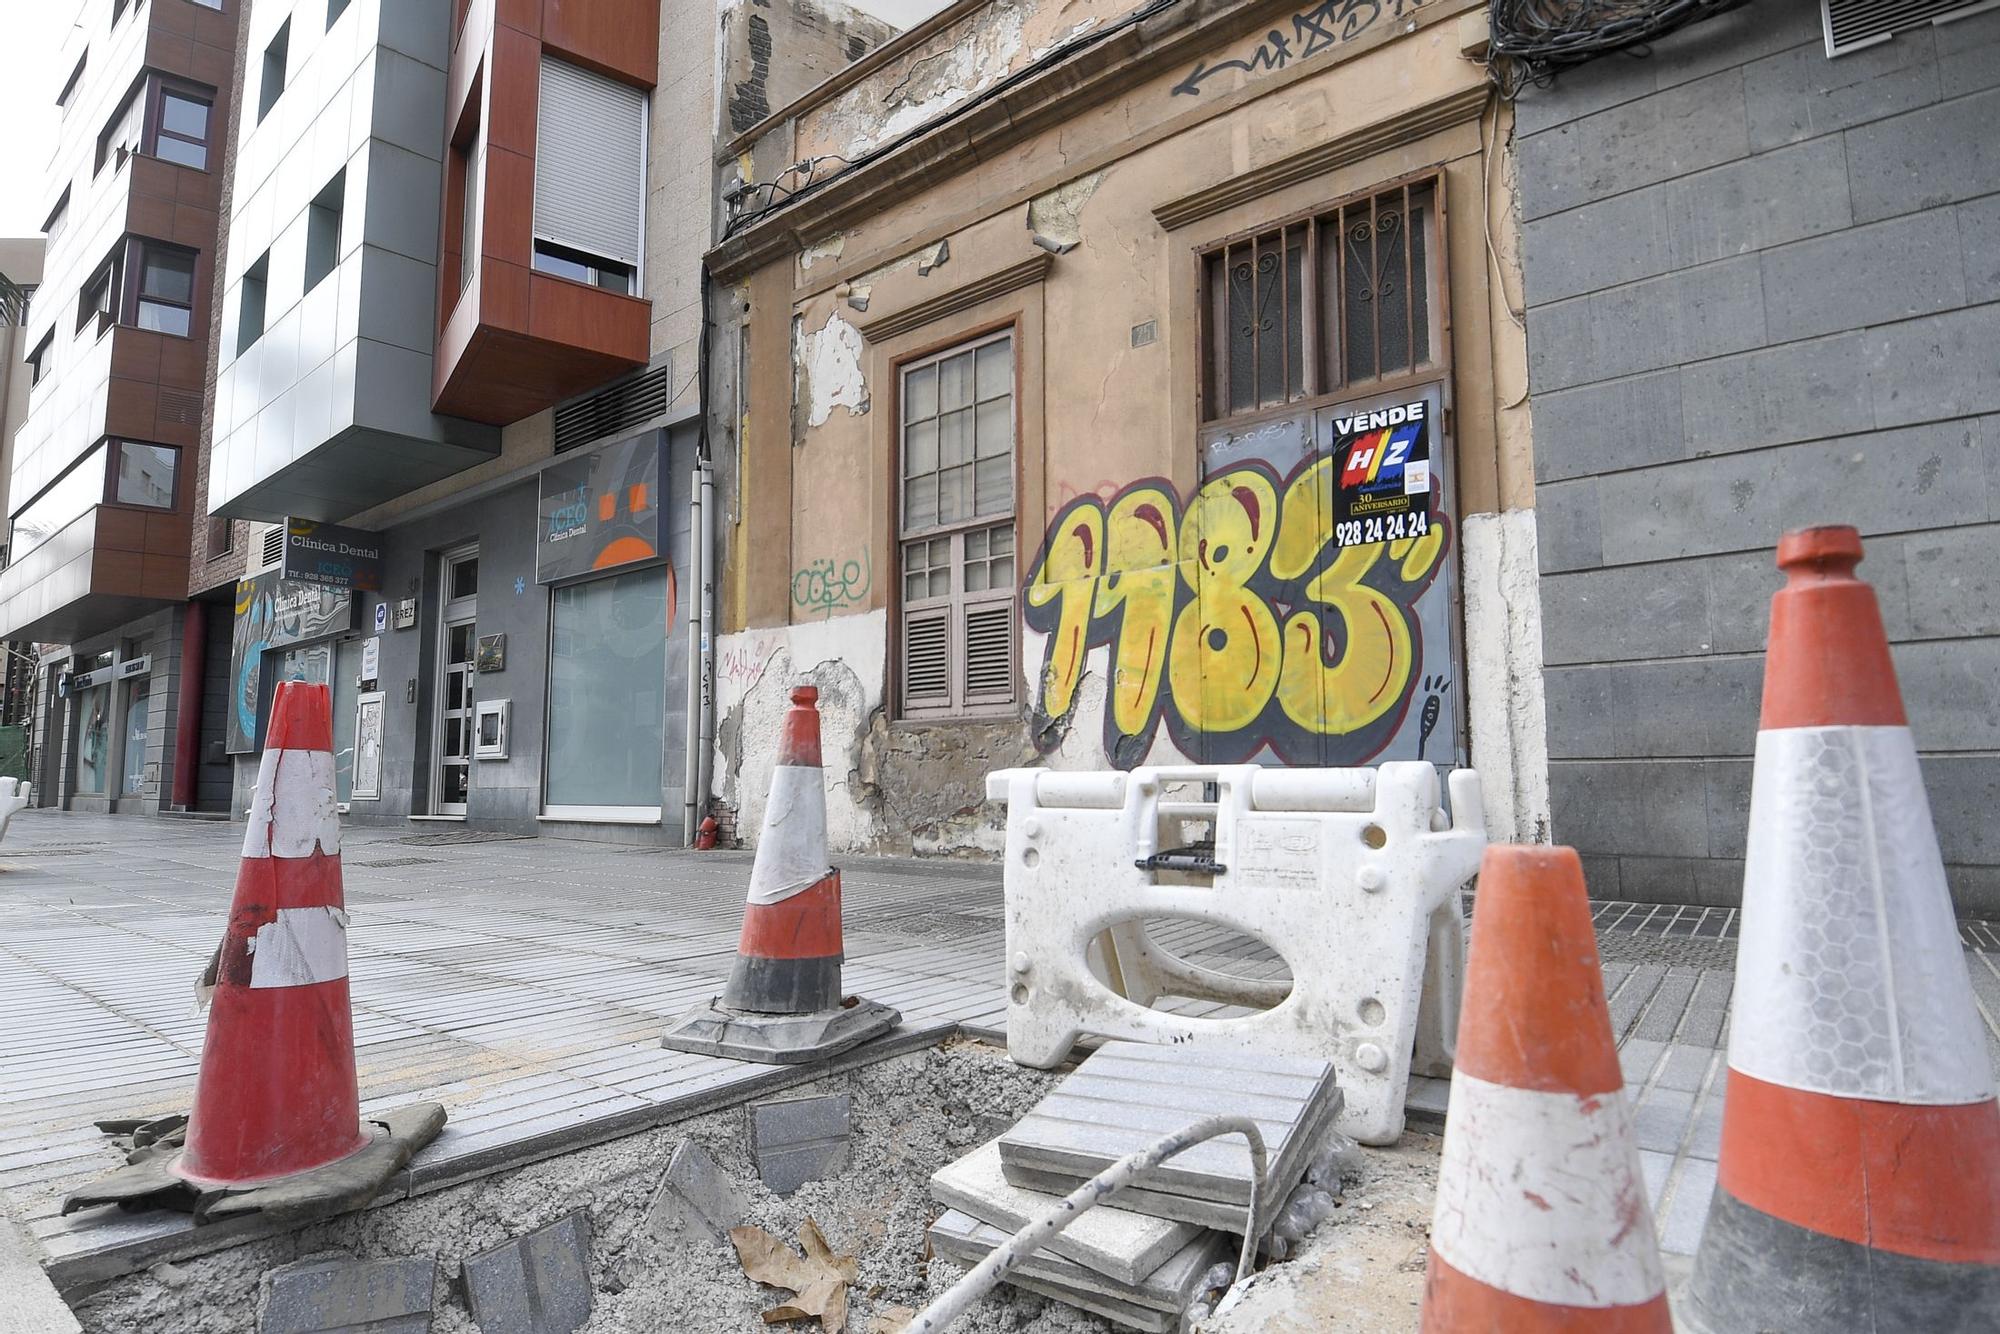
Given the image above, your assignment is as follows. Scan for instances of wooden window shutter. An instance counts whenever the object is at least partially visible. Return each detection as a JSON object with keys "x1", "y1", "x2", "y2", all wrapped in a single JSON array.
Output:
[{"x1": 902, "y1": 605, "x2": 951, "y2": 716}]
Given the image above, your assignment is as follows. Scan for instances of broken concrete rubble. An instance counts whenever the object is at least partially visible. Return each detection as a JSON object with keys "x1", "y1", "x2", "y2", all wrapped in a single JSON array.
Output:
[{"x1": 646, "y1": 1140, "x2": 749, "y2": 1245}]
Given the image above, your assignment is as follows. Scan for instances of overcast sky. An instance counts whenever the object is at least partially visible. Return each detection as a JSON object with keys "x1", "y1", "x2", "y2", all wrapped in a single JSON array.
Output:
[{"x1": 0, "y1": 0, "x2": 948, "y2": 239}]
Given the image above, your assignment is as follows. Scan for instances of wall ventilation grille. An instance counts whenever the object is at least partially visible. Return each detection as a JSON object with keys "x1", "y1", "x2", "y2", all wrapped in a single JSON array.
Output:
[
  {"x1": 553, "y1": 362, "x2": 674, "y2": 453},
  {"x1": 159, "y1": 387, "x2": 203, "y2": 426},
  {"x1": 1823, "y1": 0, "x2": 1996, "y2": 55},
  {"x1": 254, "y1": 523, "x2": 284, "y2": 573}
]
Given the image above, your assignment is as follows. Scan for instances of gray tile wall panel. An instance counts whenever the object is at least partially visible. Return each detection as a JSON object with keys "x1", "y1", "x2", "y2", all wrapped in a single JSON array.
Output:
[
  {"x1": 1520, "y1": 0, "x2": 1998, "y2": 909},
  {"x1": 1844, "y1": 87, "x2": 2000, "y2": 225}
]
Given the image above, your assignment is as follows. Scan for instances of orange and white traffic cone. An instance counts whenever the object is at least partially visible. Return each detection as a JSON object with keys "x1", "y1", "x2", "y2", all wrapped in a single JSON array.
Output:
[
  {"x1": 179, "y1": 680, "x2": 364, "y2": 1186},
  {"x1": 62, "y1": 681, "x2": 443, "y2": 1223},
  {"x1": 662, "y1": 685, "x2": 900, "y2": 1063},
  {"x1": 1684, "y1": 526, "x2": 2000, "y2": 1331},
  {"x1": 1421, "y1": 844, "x2": 1671, "y2": 1333}
]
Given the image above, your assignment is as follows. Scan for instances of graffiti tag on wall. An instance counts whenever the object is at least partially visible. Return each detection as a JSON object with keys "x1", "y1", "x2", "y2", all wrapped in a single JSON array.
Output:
[
  {"x1": 1024, "y1": 460, "x2": 1448, "y2": 768},
  {"x1": 792, "y1": 550, "x2": 872, "y2": 620},
  {"x1": 1172, "y1": 0, "x2": 1425, "y2": 98}
]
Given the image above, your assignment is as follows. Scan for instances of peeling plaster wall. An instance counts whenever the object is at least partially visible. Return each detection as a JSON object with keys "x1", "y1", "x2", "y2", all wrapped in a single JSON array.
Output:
[
  {"x1": 792, "y1": 0, "x2": 1130, "y2": 160},
  {"x1": 713, "y1": 611, "x2": 1032, "y2": 854},
  {"x1": 796, "y1": 310, "x2": 871, "y2": 428},
  {"x1": 720, "y1": 0, "x2": 901, "y2": 138}
]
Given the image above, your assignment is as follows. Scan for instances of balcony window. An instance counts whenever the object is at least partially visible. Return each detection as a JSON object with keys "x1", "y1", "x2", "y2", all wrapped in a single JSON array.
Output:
[
  {"x1": 238, "y1": 252, "x2": 269, "y2": 355},
  {"x1": 27, "y1": 331, "x2": 53, "y2": 388},
  {"x1": 9, "y1": 443, "x2": 109, "y2": 560},
  {"x1": 113, "y1": 443, "x2": 178, "y2": 509},
  {"x1": 77, "y1": 259, "x2": 116, "y2": 337},
  {"x1": 57, "y1": 52, "x2": 86, "y2": 116},
  {"x1": 258, "y1": 20, "x2": 290, "y2": 123},
  {"x1": 153, "y1": 86, "x2": 213, "y2": 170},
  {"x1": 305, "y1": 171, "x2": 344, "y2": 293},
  {"x1": 533, "y1": 57, "x2": 646, "y2": 296},
  {"x1": 130, "y1": 242, "x2": 197, "y2": 336},
  {"x1": 97, "y1": 81, "x2": 144, "y2": 175},
  {"x1": 42, "y1": 188, "x2": 69, "y2": 246},
  {"x1": 531, "y1": 240, "x2": 634, "y2": 295}
]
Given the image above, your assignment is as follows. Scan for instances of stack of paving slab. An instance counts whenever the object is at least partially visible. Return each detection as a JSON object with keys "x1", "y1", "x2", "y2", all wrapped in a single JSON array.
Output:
[{"x1": 926, "y1": 1041, "x2": 1341, "y2": 1331}]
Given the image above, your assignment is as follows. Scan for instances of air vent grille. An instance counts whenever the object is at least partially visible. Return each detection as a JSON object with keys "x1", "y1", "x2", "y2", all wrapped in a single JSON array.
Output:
[
  {"x1": 258, "y1": 523, "x2": 284, "y2": 571},
  {"x1": 159, "y1": 386, "x2": 203, "y2": 425},
  {"x1": 1823, "y1": 0, "x2": 1992, "y2": 55},
  {"x1": 553, "y1": 362, "x2": 674, "y2": 453}
]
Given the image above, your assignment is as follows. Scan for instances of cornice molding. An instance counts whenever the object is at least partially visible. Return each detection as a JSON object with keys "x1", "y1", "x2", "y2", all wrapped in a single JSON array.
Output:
[
  {"x1": 857, "y1": 254, "x2": 1054, "y2": 343},
  {"x1": 1152, "y1": 84, "x2": 1490, "y2": 232}
]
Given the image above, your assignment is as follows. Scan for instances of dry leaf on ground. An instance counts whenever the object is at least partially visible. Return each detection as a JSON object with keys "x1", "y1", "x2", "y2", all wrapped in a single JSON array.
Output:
[
  {"x1": 732, "y1": 1219, "x2": 860, "y2": 1334},
  {"x1": 866, "y1": 1305, "x2": 917, "y2": 1333}
]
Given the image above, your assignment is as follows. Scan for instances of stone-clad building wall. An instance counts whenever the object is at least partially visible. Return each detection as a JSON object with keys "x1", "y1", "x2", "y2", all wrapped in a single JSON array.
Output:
[{"x1": 1516, "y1": 1, "x2": 2000, "y2": 913}]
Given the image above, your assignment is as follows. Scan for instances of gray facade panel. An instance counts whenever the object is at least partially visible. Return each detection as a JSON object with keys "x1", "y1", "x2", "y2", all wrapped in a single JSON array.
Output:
[
  {"x1": 1740, "y1": 28, "x2": 1941, "y2": 153},
  {"x1": 1591, "y1": 420, "x2": 1990, "y2": 568},
  {"x1": 1843, "y1": 86, "x2": 2000, "y2": 225},
  {"x1": 1677, "y1": 332, "x2": 1876, "y2": 455},
  {"x1": 1517, "y1": 69, "x2": 1750, "y2": 222},
  {"x1": 1963, "y1": 194, "x2": 2000, "y2": 306},
  {"x1": 1531, "y1": 370, "x2": 1684, "y2": 484},
  {"x1": 1758, "y1": 210, "x2": 1967, "y2": 344},
  {"x1": 1528, "y1": 255, "x2": 1768, "y2": 393},
  {"x1": 1520, "y1": 1, "x2": 2000, "y2": 910}
]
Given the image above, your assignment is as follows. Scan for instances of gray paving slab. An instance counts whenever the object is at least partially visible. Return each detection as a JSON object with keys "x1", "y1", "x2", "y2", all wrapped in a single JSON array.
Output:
[
  {"x1": 998, "y1": 1043, "x2": 1338, "y2": 1213},
  {"x1": 259, "y1": 1254, "x2": 436, "y2": 1334},
  {"x1": 462, "y1": 1211, "x2": 591, "y2": 1334},
  {"x1": 751, "y1": 1094, "x2": 851, "y2": 1195},
  {"x1": 930, "y1": 1139, "x2": 1200, "y2": 1285},
  {"x1": 646, "y1": 1139, "x2": 746, "y2": 1244},
  {"x1": 927, "y1": 1207, "x2": 1231, "y2": 1313}
]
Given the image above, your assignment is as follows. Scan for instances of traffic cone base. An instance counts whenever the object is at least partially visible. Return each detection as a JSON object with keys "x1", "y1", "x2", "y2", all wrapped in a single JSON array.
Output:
[
  {"x1": 662, "y1": 685, "x2": 900, "y2": 1064},
  {"x1": 1420, "y1": 846, "x2": 1672, "y2": 1333}
]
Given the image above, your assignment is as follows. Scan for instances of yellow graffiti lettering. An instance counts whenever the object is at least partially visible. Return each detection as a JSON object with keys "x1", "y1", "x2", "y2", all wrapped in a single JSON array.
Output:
[
  {"x1": 1025, "y1": 503, "x2": 1103, "y2": 719},
  {"x1": 1094, "y1": 485, "x2": 1178, "y2": 740},
  {"x1": 1277, "y1": 542, "x2": 1415, "y2": 734},
  {"x1": 1167, "y1": 474, "x2": 1282, "y2": 734}
]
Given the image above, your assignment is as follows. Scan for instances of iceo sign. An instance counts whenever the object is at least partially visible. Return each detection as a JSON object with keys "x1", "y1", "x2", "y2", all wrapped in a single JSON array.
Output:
[{"x1": 1331, "y1": 400, "x2": 1432, "y2": 549}]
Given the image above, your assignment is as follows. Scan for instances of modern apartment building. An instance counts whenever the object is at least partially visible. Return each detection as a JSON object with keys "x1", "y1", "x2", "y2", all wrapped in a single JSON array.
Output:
[
  {"x1": 203, "y1": 0, "x2": 890, "y2": 838},
  {"x1": 3, "y1": 0, "x2": 244, "y2": 813},
  {"x1": 0, "y1": 238, "x2": 48, "y2": 735}
]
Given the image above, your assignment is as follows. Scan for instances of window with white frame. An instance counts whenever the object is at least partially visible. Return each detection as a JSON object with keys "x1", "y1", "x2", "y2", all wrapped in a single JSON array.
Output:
[
  {"x1": 898, "y1": 331, "x2": 1017, "y2": 719},
  {"x1": 532, "y1": 56, "x2": 645, "y2": 295}
]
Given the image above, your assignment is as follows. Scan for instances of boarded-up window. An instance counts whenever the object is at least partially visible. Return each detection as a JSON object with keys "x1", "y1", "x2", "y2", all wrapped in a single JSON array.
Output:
[
  {"x1": 899, "y1": 331, "x2": 1017, "y2": 719},
  {"x1": 534, "y1": 57, "x2": 646, "y2": 280},
  {"x1": 1201, "y1": 177, "x2": 1442, "y2": 422}
]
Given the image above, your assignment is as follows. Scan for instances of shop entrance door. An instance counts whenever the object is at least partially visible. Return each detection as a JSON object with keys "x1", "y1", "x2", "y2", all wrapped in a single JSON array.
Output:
[{"x1": 433, "y1": 546, "x2": 478, "y2": 815}]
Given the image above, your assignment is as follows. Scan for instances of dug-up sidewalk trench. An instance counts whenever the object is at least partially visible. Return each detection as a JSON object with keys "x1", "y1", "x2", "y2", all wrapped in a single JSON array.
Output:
[{"x1": 64, "y1": 1036, "x2": 1439, "y2": 1334}]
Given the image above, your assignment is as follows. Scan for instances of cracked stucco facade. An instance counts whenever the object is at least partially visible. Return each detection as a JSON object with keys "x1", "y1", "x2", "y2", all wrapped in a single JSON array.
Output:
[{"x1": 709, "y1": 0, "x2": 1548, "y2": 856}]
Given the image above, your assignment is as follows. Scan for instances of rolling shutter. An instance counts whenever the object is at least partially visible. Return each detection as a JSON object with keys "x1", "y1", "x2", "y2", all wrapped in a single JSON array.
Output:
[{"x1": 534, "y1": 57, "x2": 646, "y2": 267}]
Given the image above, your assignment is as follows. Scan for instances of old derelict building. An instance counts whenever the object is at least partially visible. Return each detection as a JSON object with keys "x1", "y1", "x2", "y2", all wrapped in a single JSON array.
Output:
[{"x1": 707, "y1": 0, "x2": 1545, "y2": 854}]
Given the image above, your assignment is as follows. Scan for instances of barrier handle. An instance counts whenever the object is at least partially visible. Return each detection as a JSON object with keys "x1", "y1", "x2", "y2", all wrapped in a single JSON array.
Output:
[{"x1": 1135, "y1": 846, "x2": 1227, "y2": 876}]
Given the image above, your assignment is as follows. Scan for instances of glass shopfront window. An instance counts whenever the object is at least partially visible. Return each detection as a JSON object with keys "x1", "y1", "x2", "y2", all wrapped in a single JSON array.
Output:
[
  {"x1": 121, "y1": 678, "x2": 151, "y2": 796},
  {"x1": 74, "y1": 652, "x2": 113, "y2": 795},
  {"x1": 545, "y1": 565, "x2": 667, "y2": 815}
]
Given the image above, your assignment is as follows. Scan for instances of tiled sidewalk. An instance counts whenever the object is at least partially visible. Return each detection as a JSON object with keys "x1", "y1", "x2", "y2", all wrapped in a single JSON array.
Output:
[{"x1": 1, "y1": 810, "x2": 1995, "y2": 1293}]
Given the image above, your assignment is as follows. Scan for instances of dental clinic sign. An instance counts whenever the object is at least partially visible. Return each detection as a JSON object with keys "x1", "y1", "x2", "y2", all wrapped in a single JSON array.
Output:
[{"x1": 281, "y1": 518, "x2": 384, "y2": 591}]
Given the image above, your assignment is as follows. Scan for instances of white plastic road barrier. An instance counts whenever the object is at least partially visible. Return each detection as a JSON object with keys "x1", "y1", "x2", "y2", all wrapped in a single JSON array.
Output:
[
  {"x1": 0, "y1": 778, "x2": 30, "y2": 843},
  {"x1": 986, "y1": 762, "x2": 1487, "y2": 1146}
]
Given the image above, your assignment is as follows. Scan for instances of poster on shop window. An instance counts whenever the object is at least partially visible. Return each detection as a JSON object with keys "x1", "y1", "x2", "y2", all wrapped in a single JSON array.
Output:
[{"x1": 1329, "y1": 398, "x2": 1432, "y2": 549}]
